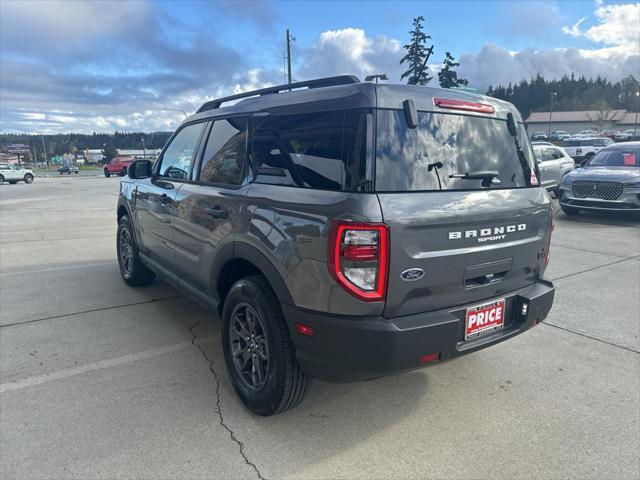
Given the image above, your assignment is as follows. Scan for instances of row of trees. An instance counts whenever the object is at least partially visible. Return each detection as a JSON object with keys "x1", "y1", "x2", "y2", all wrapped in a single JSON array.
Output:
[
  {"x1": 487, "y1": 74, "x2": 640, "y2": 118},
  {"x1": 0, "y1": 131, "x2": 172, "y2": 163}
]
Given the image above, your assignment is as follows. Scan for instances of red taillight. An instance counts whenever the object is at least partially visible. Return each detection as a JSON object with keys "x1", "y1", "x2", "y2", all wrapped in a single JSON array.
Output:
[
  {"x1": 329, "y1": 222, "x2": 389, "y2": 302},
  {"x1": 433, "y1": 97, "x2": 495, "y2": 114},
  {"x1": 545, "y1": 210, "x2": 554, "y2": 265},
  {"x1": 420, "y1": 352, "x2": 441, "y2": 364},
  {"x1": 295, "y1": 323, "x2": 314, "y2": 337}
]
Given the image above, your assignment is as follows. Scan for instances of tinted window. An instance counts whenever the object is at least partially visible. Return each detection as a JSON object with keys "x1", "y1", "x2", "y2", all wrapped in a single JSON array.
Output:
[
  {"x1": 587, "y1": 148, "x2": 639, "y2": 167},
  {"x1": 158, "y1": 123, "x2": 204, "y2": 179},
  {"x1": 252, "y1": 110, "x2": 369, "y2": 191},
  {"x1": 376, "y1": 110, "x2": 534, "y2": 191},
  {"x1": 199, "y1": 118, "x2": 247, "y2": 185}
]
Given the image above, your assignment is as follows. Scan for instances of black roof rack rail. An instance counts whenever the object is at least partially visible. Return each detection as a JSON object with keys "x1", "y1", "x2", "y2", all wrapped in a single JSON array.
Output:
[{"x1": 196, "y1": 75, "x2": 361, "y2": 113}]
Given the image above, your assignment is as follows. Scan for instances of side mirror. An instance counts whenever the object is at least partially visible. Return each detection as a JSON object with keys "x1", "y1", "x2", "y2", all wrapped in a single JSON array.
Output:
[
  {"x1": 403, "y1": 99, "x2": 418, "y2": 129},
  {"x1": 128, "y1": 160, "x2": 152, "y2": 179}
]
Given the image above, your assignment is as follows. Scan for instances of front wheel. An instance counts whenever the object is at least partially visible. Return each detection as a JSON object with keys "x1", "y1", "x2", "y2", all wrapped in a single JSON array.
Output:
[
  {"x1": 0, "y1": 174, "x2": 4, "y2": 184},
  {"x1": 104, "y1": 169, "x2": 111, "y2": 178},
  {"x1": 222, "y1": 275, "x2": 311, "y2": 416},
  {"x1": 117, "y1": 215, "x2": 155, "y2": 286},
  {"x1": 24, "y1": 174, "x2": 33, "y2": 184}
]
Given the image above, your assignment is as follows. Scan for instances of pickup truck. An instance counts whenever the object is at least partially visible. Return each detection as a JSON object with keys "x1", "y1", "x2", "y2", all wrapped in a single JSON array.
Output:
[{"x1": 104, "y1": 157, "x2": 134, "y2": 177}]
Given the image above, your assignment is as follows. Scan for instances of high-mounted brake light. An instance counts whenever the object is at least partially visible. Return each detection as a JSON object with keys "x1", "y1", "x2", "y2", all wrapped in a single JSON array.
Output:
[
  {"x1": 329, "y1": 222, "x2": 389, "y2": 301},
  {"x1": 433, "y1": 98, "x2": 495, "y2": 114}
]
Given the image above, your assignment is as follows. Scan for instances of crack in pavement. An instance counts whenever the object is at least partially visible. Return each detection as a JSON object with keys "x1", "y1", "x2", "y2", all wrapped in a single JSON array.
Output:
[
  {"x1": 188, "y1": 319, "x2": 266, "y2": 480},
  {"x1": 541, "y1": 321, "x2": 639, "y2": 354},
  {"x1": 0, "y1": 295, "x2": 184, "y2": 329},
  {"x1": 550, "y1": 254, "x2": 640, "y2": 282}
]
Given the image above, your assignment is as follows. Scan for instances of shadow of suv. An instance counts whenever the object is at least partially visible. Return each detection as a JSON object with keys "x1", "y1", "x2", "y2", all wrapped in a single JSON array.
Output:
[{"x1": 116, "y1": 76, "x2": 555, "y2": 415}]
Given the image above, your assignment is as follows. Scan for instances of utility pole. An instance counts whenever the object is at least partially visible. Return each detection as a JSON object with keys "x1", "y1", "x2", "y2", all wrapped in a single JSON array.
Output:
[
  {"x1": 547, "y1": 92, "x2": 557, "y2": 137},
  {"x1": 634, "y1": 91, "x2": 639, "y2": 135},
  {"x1": 141, "y1": 137, "x2": 146, "y2": 160},
  {"x1": 41, "y1": 135, "x2": 48, "y2": 167},
  {"x1": 286, "y1": 29, "x2": 292, "y2": 84}
]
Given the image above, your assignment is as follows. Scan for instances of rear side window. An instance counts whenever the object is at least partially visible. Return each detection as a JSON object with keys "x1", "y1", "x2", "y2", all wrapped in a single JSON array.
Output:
[
  {"x1": 376, "y1": 110, "x2": 534, "y2": 191},
  {"x1": 252, "y1": 110, "x2": 369, "y2": 191},
  {"x1": 199, "y1": 118, "x2": 247, "y2": 185}
]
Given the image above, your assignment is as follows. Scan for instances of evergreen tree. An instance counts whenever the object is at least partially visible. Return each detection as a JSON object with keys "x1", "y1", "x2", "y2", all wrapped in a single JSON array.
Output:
[
  {"x1": 400, "y1": 16, "x2": 433, "y2": 85},
  {"x1": 101, "y1": 143, "x2": 118, "y2": 164},
  {"x1": 438, "y1": 52, "x2": 468, "y2": 88}
]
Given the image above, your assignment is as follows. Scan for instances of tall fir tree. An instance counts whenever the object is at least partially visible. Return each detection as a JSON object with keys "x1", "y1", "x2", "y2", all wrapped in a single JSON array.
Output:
[
  {"x1": 101, "y1": 143, "x2": 118, "y2": 164},
  {"x1": 438, "y1": 52, "x2": 468, "y2": 88},
  {"x1": 400, "y1": 16, "x2": 433, "y2": 85}
]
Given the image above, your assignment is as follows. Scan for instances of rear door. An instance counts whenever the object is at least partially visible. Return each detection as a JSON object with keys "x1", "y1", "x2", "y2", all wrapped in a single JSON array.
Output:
[
  {"x1": 375, "y1": 109, "x2": 551, "y2": 318},
  {"x1": 172, "y1": 116, "x2": 250, "y2": 293}
]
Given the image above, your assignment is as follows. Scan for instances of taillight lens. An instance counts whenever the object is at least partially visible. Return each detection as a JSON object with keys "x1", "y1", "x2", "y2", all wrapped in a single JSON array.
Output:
[
  {"x1": 545, "y1": 210, "x2": 554, "y2": 265},
  {"x1": 329, "y1": 222, "x2": 389, "y2": 301}
]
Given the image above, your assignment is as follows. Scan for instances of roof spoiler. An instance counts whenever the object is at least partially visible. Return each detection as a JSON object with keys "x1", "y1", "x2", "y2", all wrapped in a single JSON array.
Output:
[{"x1": 196, "y1": 75, "x2": 361, "y2": 113}]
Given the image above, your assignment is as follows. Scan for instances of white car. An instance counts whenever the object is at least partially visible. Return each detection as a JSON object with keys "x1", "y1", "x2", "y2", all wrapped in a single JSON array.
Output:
[
  {"x1": 561, "y1": 137, "x2": 613, "y2": 165},
  {"x1": 0, "y1": 163, "x2": 35, "y2": 184},
  {"x1": 532, "y1": 144, "x2": 575, "y2": 195}
]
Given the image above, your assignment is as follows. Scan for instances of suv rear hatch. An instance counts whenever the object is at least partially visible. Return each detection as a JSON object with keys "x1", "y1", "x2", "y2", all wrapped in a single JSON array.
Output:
[{"x1": 375, "y1": 108, "x2": 551, "y2": 318}]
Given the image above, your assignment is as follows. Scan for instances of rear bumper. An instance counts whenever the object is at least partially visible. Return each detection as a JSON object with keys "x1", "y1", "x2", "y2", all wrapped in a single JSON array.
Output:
[{"x1": 283, "y1": 279, "x2": 555, "y2": 383}]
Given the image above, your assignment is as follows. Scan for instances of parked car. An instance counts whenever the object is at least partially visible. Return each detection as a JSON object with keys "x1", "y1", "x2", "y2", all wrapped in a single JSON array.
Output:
[
  {"x1": 104, "y1": 156, "x2": 134, "y2": 177},
  {"x1": 531, "y1": 131, "x2": 547, "y2": 141},
  {"x1": 614, "y1": 129, "x2": 640, "y2": 142},
  {"x1": 600, "y1": 129, "x2": 621, "y2": 139},
  {"x1": 558, "y1": 142, "x2": 640, "y2": 215},
  {"x1": 0, "y1": 163, "x2": 34, "y2": 184},
  {"x1": 577, "y1": 129, "x2": 599, "y2": 136},
  {"x1": 532, "y1": 144, "x2": 574, "y2": 195},
  {"x1": 59, "y1": 164, "x2": 79, "y2": 175},
  {"x1": 562, "y1": 137, "x2": 613, "y2": 165},
  {"x1": 549, "y1": 130, "x2": 571, "y2": 141},
  {"x1": 531, "y1": 141, "x2": 555, "y2": 147},
  {"x1": 115, "y1": 75, "x2": 555, "y2": 415}
]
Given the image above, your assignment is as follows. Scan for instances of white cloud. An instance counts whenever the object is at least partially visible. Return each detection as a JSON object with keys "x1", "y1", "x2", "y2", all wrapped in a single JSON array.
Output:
[{"x1": 562, "y1": 17, "x2": 587, "y2": 37}]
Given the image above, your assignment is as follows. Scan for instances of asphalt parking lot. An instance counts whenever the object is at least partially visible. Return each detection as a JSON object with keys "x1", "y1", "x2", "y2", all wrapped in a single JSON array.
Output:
[{"x1": 1, "y1": 176, "x2": 639, "y2": 480}]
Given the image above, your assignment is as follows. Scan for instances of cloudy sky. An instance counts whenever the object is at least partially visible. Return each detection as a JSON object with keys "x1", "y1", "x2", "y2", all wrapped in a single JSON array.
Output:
[{"x1": 1, "y1": 0, "x2": 638, "y2": 133}]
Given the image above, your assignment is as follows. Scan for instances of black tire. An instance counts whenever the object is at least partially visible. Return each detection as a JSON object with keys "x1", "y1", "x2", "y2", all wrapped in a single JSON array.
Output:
[
  {"x1": 0, "y1": 174, "x2": 4, "y2": 184},
  {"x1": 221, "y1": 275, "x2": 311, "y2": 416},
  {"x1": 104, "y1": 169, "x2": 111, "y2": 178},
  {"x1": 120, "y1": 167, "x2": 127, "y2": 177},
  {"x1": 117, "y1": 215, "x2": 155, "y2": 286},
  {"x1": 561, "y1": 204, "x2": 580, "y2": 215}
]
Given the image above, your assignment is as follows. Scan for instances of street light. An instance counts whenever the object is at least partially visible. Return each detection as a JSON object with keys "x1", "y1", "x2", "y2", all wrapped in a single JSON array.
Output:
[
  {"x1": 162, "y1": 108, "x2": 188, "y2": 119},
  {"x1": 141, "y1": 137, "x2": 146, "y2": 160},
  {"x1": 547, "y1": 92, "x2": 557, "y2": 137},
  {"x1": 634, "y1": 91, "x2": 639, "y2": 136}
]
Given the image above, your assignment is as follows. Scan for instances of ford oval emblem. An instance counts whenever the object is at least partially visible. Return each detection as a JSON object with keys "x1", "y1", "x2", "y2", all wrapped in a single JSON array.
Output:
[{"x1": 400, "y1": 268, "x2": 425, "y2": 281}]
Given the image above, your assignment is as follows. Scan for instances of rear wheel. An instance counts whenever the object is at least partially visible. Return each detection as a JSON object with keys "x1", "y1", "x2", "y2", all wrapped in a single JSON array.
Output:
[
  {"x1": 561, "y1": 204, "x2": 580, "y2": 215},
  {"x1": 0, "y1": 174, "x2": 4, "y2": 184},
  {"x1": 24, "y1": 174, "x2": 34, "y2": 184},
  {"x1": 117, "y1": 215, "x2": 155, "y2": 286},
  {"x1": 120, "y1": 167, "x2": 127, "y2": 177},
  {"x1": 222, "y1": 275, "x2": 311, "y2": 416},
  {"x1": 104, "y1": 169, "x2": 111, "y2": 178}
]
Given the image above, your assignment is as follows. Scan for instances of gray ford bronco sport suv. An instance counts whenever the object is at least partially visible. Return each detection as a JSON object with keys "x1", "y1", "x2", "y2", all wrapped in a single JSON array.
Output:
[{"x1": 116, "y1": 76, "x2": 555, "y2": 416}]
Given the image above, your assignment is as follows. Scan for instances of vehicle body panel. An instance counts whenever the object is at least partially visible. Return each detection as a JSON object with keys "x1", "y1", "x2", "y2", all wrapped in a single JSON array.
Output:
[
  {"x1": 0, "y1": 163, "x2": 33, "y2": 182},
  {"x1": 105, "y1": 156, "x2": 134, "y2": 174}
]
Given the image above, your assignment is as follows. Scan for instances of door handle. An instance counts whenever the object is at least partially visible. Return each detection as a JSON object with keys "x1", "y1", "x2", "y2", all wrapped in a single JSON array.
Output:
[
  {"x1": 160, "y1": 193, "x2": 173, "y2": 206},
  {"x1": 205, "y1": 206, "x2": 228, "y2": 219}
]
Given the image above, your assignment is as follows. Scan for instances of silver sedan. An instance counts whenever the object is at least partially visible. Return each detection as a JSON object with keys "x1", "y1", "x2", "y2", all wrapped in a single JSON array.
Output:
[{"x1": 558, "y1": 142, "x2": 640, "y2": 215}]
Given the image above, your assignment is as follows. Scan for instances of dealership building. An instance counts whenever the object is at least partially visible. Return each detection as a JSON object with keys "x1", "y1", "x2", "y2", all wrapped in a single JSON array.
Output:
[{"x1": 525, "y1": 109, "x2": 638, "y2": 134}]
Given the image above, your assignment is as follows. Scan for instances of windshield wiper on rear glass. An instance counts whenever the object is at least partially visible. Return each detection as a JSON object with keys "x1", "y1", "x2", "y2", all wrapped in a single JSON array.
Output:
[{"x1": 449, "y1": 170, "x2": 500, "y2": 188}]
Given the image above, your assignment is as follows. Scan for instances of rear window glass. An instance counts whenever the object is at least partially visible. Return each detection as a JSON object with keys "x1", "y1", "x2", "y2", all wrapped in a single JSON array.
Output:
[
  {"x1": 376, "y1": 110, "x2": 534, "y2": 191},
  {"x1": 587, "y1": 149, "x2": 639, "y2": 167},
  {"x1": 252, "y1": 110, "x2": 369, "y2": 191}
]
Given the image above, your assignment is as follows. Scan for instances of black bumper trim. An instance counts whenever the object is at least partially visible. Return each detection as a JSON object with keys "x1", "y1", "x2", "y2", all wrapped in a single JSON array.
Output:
[{"x1": 282, "y1": 279, "x2": 555, "y2": 383}]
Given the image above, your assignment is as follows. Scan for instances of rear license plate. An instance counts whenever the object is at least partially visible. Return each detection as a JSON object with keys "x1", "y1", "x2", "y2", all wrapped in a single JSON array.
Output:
[{"x1": 465, "y1": 299, "x2": 505, "y2": 340}]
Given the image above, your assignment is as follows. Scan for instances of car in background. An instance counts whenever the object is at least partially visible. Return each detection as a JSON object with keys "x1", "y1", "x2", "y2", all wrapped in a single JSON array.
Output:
[
  {"x1": 600, "y1": 129, "x2": 621, "y2": 139},
  {"x1": 59, "y1": 164, "x2": 79, "y2": 175},
  {"x1": 531, "y1": 141, "x2": 555, "y2": 147},
  {"x1": 558, "y1": 142, "x2": 640, "y2": 215},
  {"x1": 104, "y1": 156, "x2": 134, "y2": 177},
  {"x1": 614, "y1": 129, "x2": 640, "y2": 142},
  {"x1": 531, "y1": 131, "x2": 547, "y2": 141},
  {"x1": 562, "y1": 137, "x2": 613, "y2": 165},
  {"x1": 577, "y1": 129, "x2": 599, "y2": 136},
  {"x1": 532, "y1": 144, "x2": 574, "y2": 195},
  {"x1": 0, "y1": 163, "x2": 34, "y2": 184},
  {"x1": 549, "y1": 130, "x2": 571, "y2": 142}
]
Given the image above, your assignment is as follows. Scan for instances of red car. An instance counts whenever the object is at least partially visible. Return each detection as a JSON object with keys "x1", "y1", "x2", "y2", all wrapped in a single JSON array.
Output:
[
  {"x1": 600, "y1": 130, "x2": 620, "y2": 139},
  {"x1": 104, "y1": 157, "x2": 134, "y2": 177}
]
